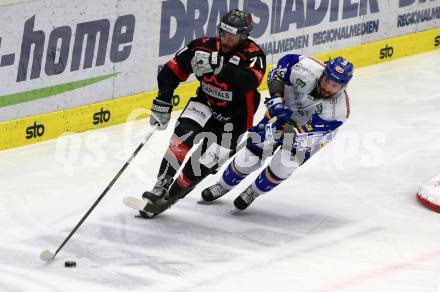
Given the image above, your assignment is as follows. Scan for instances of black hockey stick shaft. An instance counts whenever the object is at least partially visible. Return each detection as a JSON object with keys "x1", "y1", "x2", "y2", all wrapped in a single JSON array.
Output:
[
  {"x1": 49, "y1": 125, "x2": 158, "y2": 260},
  {"x1": 212, "y1": 116, "x2": 278, "y2": 174}
]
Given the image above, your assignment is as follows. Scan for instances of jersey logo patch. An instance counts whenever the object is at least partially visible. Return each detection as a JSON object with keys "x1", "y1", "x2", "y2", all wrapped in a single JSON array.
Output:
[
  {"x1": 296, "y1": 79, "x2": 306, "y2": 88},
  {"x1": 201, "y1": 82, "x2": 233, "y2": 101},
  {"x1": 245, "y1": 42, "x2": 261, "y2": 53},
  {"x1": 316, "y1": 104, "x2": 323, "y2": 114},
  {"x1": 229, "y1": 55, "x2": 240, "y2": 65}
]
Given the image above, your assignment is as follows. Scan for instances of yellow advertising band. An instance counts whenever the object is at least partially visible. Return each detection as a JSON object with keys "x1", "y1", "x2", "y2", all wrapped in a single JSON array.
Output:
[{"x1": 1, "y1": 27, "x2": 439, "y2": 151}]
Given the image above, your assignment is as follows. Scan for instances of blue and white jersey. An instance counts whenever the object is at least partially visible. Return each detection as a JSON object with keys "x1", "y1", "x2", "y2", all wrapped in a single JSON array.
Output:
[{"x1": 267, "y1": 54, "x2": 350, "y2": 147}]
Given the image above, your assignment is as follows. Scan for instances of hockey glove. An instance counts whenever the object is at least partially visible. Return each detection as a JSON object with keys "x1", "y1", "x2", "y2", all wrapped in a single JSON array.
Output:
[
  {"x1": 191, "y1": 51, "x2": 224, "y2": 77},
  {"x1": 150, "y1": 99, "x2": 173, "y2": 130},
  {"x1": 265, "y1": 96, "x2": 293, "y2": 124},
  {"x1": 248, "y1": 121, "x2": 284, "y2": 145}
]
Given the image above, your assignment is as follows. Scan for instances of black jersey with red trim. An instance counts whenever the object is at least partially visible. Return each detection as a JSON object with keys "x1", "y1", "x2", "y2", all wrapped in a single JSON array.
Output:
[{"x1": 157, "y1": 37, "x2": 266, "y2": 129}]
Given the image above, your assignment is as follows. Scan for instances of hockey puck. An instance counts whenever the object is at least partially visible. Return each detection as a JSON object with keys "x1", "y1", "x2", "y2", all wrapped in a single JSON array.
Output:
[{"x1": 64, "y1": 261, "x2": 77, "y2": 268}]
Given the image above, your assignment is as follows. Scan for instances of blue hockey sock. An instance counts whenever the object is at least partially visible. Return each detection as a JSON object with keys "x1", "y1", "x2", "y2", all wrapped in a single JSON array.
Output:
[
  {"x1": 221, "y1": 161, "x2": 247, "y2": 189},
  {"x1": 254, "y1": 166, "x2": 285, "y2": 193}
]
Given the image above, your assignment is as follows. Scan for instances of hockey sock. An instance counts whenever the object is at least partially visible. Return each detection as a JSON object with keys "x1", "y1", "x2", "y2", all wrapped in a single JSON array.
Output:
[
  {"x1": 159, "y1": 134, "x2": 192, "y2": 178},
  {"x1": 254, "y1": 166, "x2": 286, "y2": 193},
  {"x1": 220, "y1": 160, "x2": 248, "y2": 190},
  {"x1": 169, "y1": 159, "x2": 211, "y2": 200}
]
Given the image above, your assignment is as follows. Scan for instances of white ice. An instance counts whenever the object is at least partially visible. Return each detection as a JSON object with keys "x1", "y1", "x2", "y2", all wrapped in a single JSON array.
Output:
[{"x1": 1, "y1": 50, "x2": 440, "y2": 292}]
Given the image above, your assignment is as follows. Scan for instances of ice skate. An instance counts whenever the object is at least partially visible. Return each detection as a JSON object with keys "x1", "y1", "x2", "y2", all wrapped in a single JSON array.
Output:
[
  {"x1": 142, "y1": 176, "x2": 173, "y2": 203},
  {"x1": 201, "y1": 183, "x2": 229, "y2": 202},
  {"x1": 138, "y1": 176, "x2": 173, "y2": 218},
  {"x1": 233, "y1": 185, "x2": 260, "y2": 210}
]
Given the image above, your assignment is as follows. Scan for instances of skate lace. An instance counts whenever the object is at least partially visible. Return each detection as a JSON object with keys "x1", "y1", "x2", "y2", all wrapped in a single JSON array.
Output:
[
  {"x1": 240, "y1": 186, "x2": 258, "y2": 204},
  {"x1": 210, "y1": 183, "x2": 227, "y2": 199}
]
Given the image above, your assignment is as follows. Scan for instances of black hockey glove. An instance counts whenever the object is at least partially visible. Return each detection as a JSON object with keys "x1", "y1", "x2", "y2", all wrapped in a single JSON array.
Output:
[
  {"x1": 191, "y1": 51, "x2": 224, "y2": 77},
  {"x1": 150, "y1": 98, "x2": 173, "y2": 130}
]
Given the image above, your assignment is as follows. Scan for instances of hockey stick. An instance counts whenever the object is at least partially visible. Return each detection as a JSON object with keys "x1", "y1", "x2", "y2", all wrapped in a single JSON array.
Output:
[
  {"x1": 40, "y1": 124, "x2": 159, "y2": 262},
  {"x1": 212, "y1": 116, "x2": 279, "y2": 173},
  {"x1": 123, "y1": 117, "x2": 281, "y2": 215}
]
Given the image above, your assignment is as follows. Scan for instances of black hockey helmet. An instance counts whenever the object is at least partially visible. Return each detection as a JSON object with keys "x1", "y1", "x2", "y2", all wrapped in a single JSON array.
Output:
[{"x1": 217, "y1": 9, "x2": 253, "y2": 40}]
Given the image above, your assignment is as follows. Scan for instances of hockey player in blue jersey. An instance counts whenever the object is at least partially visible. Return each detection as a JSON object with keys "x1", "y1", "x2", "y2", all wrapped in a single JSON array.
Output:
[{"x1": 201, "y1": 55, "x2": 353, "y2": 210}]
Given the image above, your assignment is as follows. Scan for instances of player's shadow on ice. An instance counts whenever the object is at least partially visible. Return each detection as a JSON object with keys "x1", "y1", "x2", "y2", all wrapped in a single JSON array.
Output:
[
  {"x1": 37, "y1": 201, "x2": 349, "y2": 288},
  {"x1": 98, "y1": 200, "x2": 348, "y2": 256}
]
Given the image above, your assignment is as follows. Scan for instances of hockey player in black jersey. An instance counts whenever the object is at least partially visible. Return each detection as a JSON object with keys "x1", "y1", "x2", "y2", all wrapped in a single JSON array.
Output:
[{"x1": 136, "y1": 9, "x2": 266, "y2": 217}]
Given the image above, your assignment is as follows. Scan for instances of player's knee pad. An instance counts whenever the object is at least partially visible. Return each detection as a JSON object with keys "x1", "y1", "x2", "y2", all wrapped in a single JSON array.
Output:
[
  {"x1": 198, "y1": 142, "x2": 231, "y2": 169},
  {"x1": 174, "y1": 117, "x2": 202, "y2": 143},
  {"x1": 269, "y1": 148, "x2": 301, "y2": 180},
  {"x1": 220, "y1": 148, "x2": 262, "y2": 190},
  {"x1": 233, "y1": 147, "x2": 263, "y2": 175}
]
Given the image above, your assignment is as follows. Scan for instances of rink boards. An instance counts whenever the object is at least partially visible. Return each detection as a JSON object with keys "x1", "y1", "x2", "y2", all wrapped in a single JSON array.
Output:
[{"x1": 0, "y1": 4, "x2": 439, "y2": 150}]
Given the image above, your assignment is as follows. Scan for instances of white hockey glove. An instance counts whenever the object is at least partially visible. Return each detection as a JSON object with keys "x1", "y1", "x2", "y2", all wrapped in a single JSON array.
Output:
[
  {"x1": 191, "y1": 51, "x2": 224, "y2": 77},
  {"x1": 150, "y1": 99, "x2": 173, "y2": 130},
  {"x1": 264, "y1": 122, "x2": 283, "y2": 144},
  {"x1": 293, "y1": 131, "x2": 330, "y2": 150}
]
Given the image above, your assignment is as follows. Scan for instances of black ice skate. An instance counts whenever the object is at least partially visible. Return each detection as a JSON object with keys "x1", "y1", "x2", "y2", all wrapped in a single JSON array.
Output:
[
  {"x1": 142, "y1": 176, "x2": 174, "y2": 203},
  {"x1": 138, "y1": 176, "x2": 173, "y2": 218},
  {"x1": 141, "y1": 197, "x2": 171, "y2": 218},
  {"x1": 201, "y1": 183, "x2": 229, "y2": 202},
  {"x1": 233, "y1": 185, "x2": 260, "y2": 210}
]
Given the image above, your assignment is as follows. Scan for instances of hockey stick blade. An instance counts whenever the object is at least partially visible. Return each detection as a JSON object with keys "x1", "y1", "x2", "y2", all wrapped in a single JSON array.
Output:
[
  {"x1": 40, "y1": 250, "x2": 55, "y2": 262},
  {"x1": 38, "y1": 125, "x2": 159, "y2": 262},
  {"x1": 123, "y1": 196, "x2": 148, "y2": 211},
  {"x1": 123, "y1": 196, "x2": 172, "y2": 214}
]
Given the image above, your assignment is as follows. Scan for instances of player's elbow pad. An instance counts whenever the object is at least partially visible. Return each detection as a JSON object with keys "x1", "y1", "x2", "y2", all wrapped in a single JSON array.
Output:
[{"x1": 268, "y1": 79, "x2": 284, "y2": 96}]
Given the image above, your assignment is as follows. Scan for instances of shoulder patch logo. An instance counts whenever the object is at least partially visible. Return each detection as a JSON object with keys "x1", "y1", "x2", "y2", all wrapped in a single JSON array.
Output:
[
  {"x1": 229, "y1": 55, "x2": 240, "y2": 65},
  {"x1": 245, "y1": 42, "x2": 260, "y2": 53}
]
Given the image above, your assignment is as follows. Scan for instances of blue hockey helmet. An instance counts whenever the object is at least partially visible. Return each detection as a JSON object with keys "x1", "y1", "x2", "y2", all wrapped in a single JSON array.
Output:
[{"x1": 324, "y1": 57, "x2": 354, "y2": 85}]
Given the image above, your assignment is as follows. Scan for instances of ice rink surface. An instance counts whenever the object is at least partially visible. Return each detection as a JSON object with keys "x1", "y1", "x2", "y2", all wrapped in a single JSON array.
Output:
[{"x1": 1, "y1": 50, "x2": 440, "y2": 292}]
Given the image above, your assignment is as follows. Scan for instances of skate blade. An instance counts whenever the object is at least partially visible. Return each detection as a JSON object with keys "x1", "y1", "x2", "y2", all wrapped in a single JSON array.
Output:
[
  {"x1": 40, "y1": 250, "x2": 54, "y2": 262},
  {"x1": 230, "y1": 207, "x2": 245, "y2": 215},
  {"x1": 196, "y1": 199, "x2": 214, "y2": 205}
]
